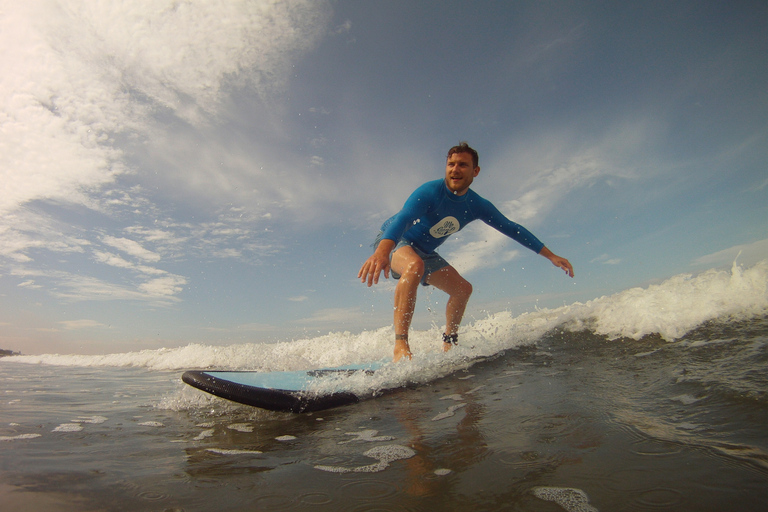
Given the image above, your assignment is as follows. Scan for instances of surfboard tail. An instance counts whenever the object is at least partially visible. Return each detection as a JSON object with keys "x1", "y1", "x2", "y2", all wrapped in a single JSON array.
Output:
[{"x1": 182, "y1": 370, "x2": 363, "y2": 413}]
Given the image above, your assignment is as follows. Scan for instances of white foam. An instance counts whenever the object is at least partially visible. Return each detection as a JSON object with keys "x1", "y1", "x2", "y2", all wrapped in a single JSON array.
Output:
[
  {"x1": 431, "y1": 403, "x2": 467, "y2": 421},
  {"x1": 275, "y1": 435, "x2": 296, "y2": 441},
  {"x1": 531, "y1": 487, "x2": 598, "y2": 512},
  {"x1": 2, "y1": 260, "x2": 765, "y2": 374},
  {"x1": 561, "y1": 259, "x2": 768, "y2": 341},
  {"x1": 52, "y1": 423, "x2": 83, "y2": 432},
  {"x1": 193, "y1": 429, "x2": 214, "y2": 441},
  {"x1": 227, "y1": 423, "x2": 253, "y2": 433},
  {"x1": 0, "y1": 433, "x2": 42, "y2": 441},
  {"x1": 314, "y1": 444, "x2": 416, "y2": 473},
  {"x1": 138, "y1": 421, "x2": 165, "y2": 427},
  {"x1": 206, "y1": 448, "x2": 262, "y2": 455},
  {"x1": 671, "y1": 394, "x2": 703, "y2": 405},
  {"x1": 73, "y1": 415, "x2": 108, "y2": 424},
  {"x1": 337, "y1": 429, "x2": 395, "y2": 444}
]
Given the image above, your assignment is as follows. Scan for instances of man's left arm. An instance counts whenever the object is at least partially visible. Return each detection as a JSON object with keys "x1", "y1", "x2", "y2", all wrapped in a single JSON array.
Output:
[
  {"x1": 480, "y1": 199, "x2": 574, "y2": 277},
  {"x1": 538, "y1": 246, "x2": 574, "y2": 277}
]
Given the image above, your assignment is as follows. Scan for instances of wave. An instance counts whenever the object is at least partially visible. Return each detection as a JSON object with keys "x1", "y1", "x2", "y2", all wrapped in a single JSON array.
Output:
[{"x1": 4, "y1": 260, "x2": 766, "y2": 372}]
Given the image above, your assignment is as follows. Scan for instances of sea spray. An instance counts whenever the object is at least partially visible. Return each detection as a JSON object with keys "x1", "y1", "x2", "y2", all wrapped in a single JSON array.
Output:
[
  {"x1": 561, "y1": 259, "x2": 768, "y2": 340},
  {"x1": 5, "y1": 260, "x2": 767, "y2": 371}
]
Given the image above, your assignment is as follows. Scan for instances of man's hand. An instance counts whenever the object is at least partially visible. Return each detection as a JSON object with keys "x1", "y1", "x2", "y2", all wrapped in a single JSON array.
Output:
[
  {"x1": 358, "y1": 239, "x2": 395, "y2": 286},
  {"x1": 539, "y1": 246, "x2": 574, "y2": 278}
]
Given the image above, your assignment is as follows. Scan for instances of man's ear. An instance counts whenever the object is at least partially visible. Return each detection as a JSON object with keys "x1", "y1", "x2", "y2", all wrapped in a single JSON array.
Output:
[{"x1": 473, "y1": 166, "x2": 481, "y2": 177}]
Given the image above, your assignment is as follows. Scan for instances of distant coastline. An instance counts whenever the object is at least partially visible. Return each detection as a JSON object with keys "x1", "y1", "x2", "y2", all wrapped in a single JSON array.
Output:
[{"x1": 0, "y1": 349, "x2": 20, "y2": 357}]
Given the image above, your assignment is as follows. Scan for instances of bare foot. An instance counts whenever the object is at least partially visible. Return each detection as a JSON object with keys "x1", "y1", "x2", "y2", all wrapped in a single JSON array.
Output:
[
  {"x1": 394, "y1": 338, "x2": 413, "y2": 362},
  {"x1": 443, "y1": 342, "x2": 453, "y2": 352}
]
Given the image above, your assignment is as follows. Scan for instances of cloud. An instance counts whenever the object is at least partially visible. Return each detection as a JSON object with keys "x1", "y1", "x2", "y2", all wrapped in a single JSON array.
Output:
[
  {"x1": 444, "y1": 117, "x2": 661, "y2": 274},
  {"x1": 295, "y1": 307, "x2": 361, "y2": 325},
  {"x1": 59, "y1": 319, "x2": 105, "y2": 330},
  {"x1": 446, "y1": 156, "x2": 605, "y2": 274},
  {"x1": 11, "y1": 266, "x2": 185, "y2": 305},
  {"x1": 1, "y1": 0, "x2": 332, "y2": 225},
  {"x1": 0, "y1": 208, "x2": 90, "y2": 263},
  {"x1": 0, "y1": 0, "x2": 332, "y2": 317},
  {"x1": 138, "y1": 275, "x2": 187, "y2": 297},
  {"x1": 92, "y1": 251, "x2": 167, "y2": 275},
  {"x1": 692, "y1": 238, "x2": 768, "y2": 268},
  {"x1": 591, "y1": 254, "x2": 622, "y2": 265},
  {"x1": 333, "y1": 19, "x2": 352, "y2": 35},
  {"x1": 101, "y1": 236, "x2": 161, "y2": 262}
]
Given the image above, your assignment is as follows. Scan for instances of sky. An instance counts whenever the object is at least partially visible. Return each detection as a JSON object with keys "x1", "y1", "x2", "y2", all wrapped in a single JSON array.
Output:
[{"x1": 1, "y1": 0, "x2": 766, "y2": 355}]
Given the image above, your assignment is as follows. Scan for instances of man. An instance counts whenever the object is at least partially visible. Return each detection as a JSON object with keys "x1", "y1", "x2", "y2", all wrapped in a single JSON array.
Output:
[{"x1": 358, "y1": 142, "x2": 574, "y2": 362}]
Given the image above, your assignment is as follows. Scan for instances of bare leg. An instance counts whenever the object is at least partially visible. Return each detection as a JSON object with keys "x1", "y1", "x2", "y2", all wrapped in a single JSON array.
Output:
[
  {"x1": 390, "y1": 247, "x2": 424, "y2": 361},
  {"x1": 425, "y1": 266, "x2": 472, "y2": 352}
]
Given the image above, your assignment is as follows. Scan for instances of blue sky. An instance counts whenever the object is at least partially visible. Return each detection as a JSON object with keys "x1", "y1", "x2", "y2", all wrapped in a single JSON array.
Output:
[{"x1": 1, "y1": 0, "x2": 766, "y2": 355}]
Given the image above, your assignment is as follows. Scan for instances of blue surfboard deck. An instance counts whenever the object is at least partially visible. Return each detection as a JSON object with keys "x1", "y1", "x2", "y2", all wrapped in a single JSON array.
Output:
[{"x1": 182, "y1": 362, "x2": 387, "y2": 413}]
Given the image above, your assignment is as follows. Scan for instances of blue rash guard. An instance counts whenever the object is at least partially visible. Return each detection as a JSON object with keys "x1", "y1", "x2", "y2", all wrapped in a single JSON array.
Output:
[{"x1": 380, "y1": 179, "x2": 545, "y2": 255}]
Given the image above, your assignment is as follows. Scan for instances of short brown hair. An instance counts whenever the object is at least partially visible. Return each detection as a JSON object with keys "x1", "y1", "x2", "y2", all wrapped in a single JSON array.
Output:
[{"x1": 447, "y1": 142, "x2": 478, "y2": 168}]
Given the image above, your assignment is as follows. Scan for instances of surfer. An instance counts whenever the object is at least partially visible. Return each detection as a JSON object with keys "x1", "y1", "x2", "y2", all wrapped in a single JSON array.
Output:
[{"x1": 358, "y1": 142, "x2": 574, "y2": 362}]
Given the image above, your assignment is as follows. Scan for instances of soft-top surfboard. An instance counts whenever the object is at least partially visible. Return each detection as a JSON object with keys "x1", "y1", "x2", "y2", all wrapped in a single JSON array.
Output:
[{"x1": 182, "y1": 362, "x2": 386, "y2": 413}]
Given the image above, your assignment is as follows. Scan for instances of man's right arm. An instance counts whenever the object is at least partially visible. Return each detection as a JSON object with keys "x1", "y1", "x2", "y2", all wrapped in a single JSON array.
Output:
[
  {"x1": 359, "y1": 181, "x2": 435, "y2": 286},
  {"x1": 358, "y1": 238, "x2": 396, "y2": 287},
  {"x1": 379, "y1": 181, "x2": 435, "y2": 242}
]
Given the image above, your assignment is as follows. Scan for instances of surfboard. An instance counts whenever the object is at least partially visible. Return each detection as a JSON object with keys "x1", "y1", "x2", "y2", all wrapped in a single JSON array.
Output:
[{"x1": 182, "y1": 362, "x2": 387, "y2": 413}]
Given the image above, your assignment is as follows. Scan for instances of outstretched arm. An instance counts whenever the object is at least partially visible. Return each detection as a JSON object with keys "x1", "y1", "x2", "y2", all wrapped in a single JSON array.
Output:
[
  {"x1": 539, "y1": 246, "x2": 574, "y2": 277},
  {"x1": 358, "y1": 239, "x2": 396, "y2": 287}
]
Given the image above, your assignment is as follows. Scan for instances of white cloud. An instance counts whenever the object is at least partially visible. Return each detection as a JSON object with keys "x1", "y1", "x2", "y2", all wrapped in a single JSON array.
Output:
[
  {"x1": 295, "y1": 307, "x2": 361, "y2": 325},
  {"x1": 59, "y1": 319, "x2": 105, "y2": 330},
  {"x1": 0, "y1": 209, "x2": 90, "y2": 263},
  {"x1": 446, "y1": 156, "x2": 605, "y2": 274},
  {"x1": 591, "y1": 254, "x2": 622, "y2": 265},
  {"x1": 692, "y1": 238, "x2": 768, "y2": 268},
  {"x1": 92, "y1": 250, "x2": 167, "y2": 275},
  {"x1": 101, "y1": 236, "x2": 161, "y2": 262},
  {"x1": 445, "y1": 117, "x2": 660, "y2": 275},
  {"x1": 138, "y1": 275, "x2": 187, "y2": 297},
  {"x1": 46, "y1": 272, "x2": 181, "y2": 303},
  {"x1": 333, "y1": 19, "x2": 352, "y2": 35},
  {"x1": 0, "y1": 0, "x2": 317, "y2": 312},
  {"x1": 11, "y1": 266, "x2": 185, "y2": 304},
  {"x1": 1, "y1": 0, "x2": 332, "y2": 222}
]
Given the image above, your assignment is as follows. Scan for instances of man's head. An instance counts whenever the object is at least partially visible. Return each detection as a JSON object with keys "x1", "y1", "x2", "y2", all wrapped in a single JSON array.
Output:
[
  {"x1": 447, "y1": 142, "x2": 478, "y2": 168},
  {"x1": 445, "y1": 142, "x2": 480, "y2": 196}
]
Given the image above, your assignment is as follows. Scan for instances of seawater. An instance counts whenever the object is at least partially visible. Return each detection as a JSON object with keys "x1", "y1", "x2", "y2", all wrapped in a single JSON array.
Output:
[{"x1": 1, "y1": 261, "x2": 767, "y2": 511}]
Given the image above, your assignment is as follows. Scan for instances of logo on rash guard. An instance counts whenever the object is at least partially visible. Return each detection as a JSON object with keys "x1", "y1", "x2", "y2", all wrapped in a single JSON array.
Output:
[{"x1": 430, "y1": 217, "x2": 460, "y2": 238}]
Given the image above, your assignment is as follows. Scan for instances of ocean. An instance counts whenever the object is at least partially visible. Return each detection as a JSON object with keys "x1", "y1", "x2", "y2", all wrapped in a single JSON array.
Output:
[{"x1": 2, "y1": 260, "x2": 767, "y2": 511}]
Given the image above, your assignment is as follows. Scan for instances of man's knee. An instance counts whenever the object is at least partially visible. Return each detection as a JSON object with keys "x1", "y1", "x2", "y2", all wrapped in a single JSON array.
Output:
[
  {"x1": 400, "y1": 258, "x2": 425, "y2": 281},
  {"x1": 457, "y1": 279, "x2": 473, "y2": 300}
]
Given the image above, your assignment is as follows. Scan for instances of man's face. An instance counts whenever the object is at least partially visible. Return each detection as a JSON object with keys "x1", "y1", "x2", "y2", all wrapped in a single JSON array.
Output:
[{"x1": 444, "y1": 152, "x2": 480, "y2": 196}]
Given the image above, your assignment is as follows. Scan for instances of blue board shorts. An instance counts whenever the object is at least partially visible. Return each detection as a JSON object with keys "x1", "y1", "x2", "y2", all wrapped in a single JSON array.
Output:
[{"x1": 374, "y1": 236, "x2": 449, "y2": 286}]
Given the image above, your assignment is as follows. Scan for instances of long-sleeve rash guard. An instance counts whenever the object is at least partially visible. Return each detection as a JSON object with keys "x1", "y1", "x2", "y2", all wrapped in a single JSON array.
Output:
[{"x1": 380, "y1": 179, "x2": 545, "y2": 255}]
